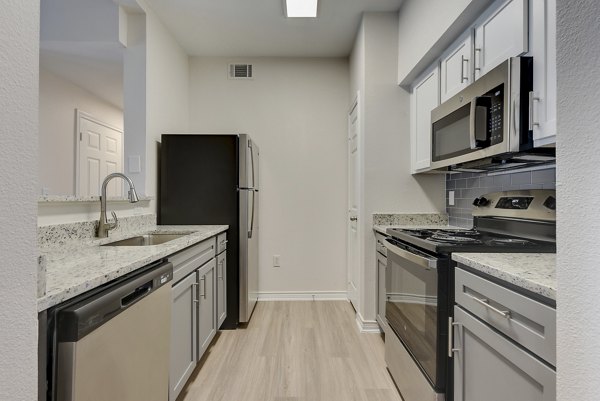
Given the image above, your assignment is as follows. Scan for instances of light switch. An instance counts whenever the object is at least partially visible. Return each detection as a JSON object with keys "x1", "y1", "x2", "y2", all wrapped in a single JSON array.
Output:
[
  {"x1": 449, "y1": 191, "x2": 455, "y2": 206},
  {"x1": 128, "y1": 156, "x2": 141, "y2": 173}
]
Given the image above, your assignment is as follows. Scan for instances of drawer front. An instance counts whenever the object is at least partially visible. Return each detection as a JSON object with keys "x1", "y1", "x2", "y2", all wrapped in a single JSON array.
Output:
[
  {"x1": 455, "y1": 267, "x2": 556, "y2": 366},
  {"x1": 169, "y1": 238, "x2": 216, "y2": 284},
  {"x1": 375, "y1": 232, "x2": 387, "y2": 257},
  {"x1": 216, "y1": 232, "x2": 228, "y2": 254}
]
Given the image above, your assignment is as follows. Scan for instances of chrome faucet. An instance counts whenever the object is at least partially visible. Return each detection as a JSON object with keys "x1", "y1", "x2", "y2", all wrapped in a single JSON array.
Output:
[{"x1": 97, "y1": 173, "x2": 140, "y2": 238}]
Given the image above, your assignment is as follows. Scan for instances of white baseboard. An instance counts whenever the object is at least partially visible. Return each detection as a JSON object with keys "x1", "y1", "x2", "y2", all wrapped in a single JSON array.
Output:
[
  {"x1": 355, "y1": 312, "x2": 382, "y2": 333},
  {"x1": 257, "y1": 291, "x2": 348, "y2": 301}
]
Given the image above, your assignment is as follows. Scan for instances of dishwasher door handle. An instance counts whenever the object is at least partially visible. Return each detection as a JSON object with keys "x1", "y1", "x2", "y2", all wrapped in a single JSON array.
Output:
[{"x1": 121, "y1": 281, "x2": 153, "y2": 307}]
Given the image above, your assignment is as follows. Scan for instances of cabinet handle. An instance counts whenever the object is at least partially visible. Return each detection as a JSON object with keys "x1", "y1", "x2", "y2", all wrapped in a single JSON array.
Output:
[
  {"x1": 461, "y1": 55, "x2": 469, "y2": 83},
  {"x1": 199, "y1": 277, "x2": 206, "y2": 299},
  {"x1": 448, "y1": 317, "x2": 462, "y2": 357},
  {"x1": 467, "y1": 293, "x2": 512, "y2": 319},
  {"x1": 218, "y1": 260, "x2": 224, "y2": 279},
  {"x1": 193, "y1": 283, "x2": 200, "y2": 303},
  {"x1": 474, "y1": 48, "x2": 482, "y2": 72},
  {"x1": 350, "y1": 216, "x2": 358, "y2": 222},
  {"x1": 220, "y1": 240, "x2": 228, "y2": 246},
  {"x1": 528, "y1": 91, "x2": 540, "y2": 130}
]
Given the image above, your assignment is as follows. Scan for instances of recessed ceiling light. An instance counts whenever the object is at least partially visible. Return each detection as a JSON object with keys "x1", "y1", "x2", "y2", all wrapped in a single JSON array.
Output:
[{"x1": 285, "y1": 0, "x2": 318, "y2": 18}]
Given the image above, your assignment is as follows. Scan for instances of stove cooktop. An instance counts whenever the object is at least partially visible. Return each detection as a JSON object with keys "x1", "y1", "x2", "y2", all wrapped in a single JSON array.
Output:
[{"x1": 386, "y1": 227, "x2": 556, "y2": 254}]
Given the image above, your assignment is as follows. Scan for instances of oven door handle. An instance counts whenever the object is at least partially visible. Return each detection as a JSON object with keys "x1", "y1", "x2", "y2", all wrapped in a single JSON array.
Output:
[{"x1": 383, "y1": 239, "x2": 438, "y2": 269}]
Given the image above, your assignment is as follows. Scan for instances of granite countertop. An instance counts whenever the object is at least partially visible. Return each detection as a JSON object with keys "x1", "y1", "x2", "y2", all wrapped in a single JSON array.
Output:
[
  {"x1": 452, "y1": 253, "x2": 556, "y2": 301},
  {"x1": 373, "y1": 224, "x2": 462, "y2": 235},
  {"x1": 38, "y1": 224, "x2": 228, "y2": 311},
  {"x1": 372, "y1": 213, "x2": 454, "y2": 235}
]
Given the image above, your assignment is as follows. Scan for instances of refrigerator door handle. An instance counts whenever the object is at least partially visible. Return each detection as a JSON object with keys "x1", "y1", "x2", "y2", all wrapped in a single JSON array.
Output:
[
  {"x1": 248, "y1": 190, "x2": 255, "y2": 239},
  {"x1": 248, "y1": 141, "x2": 255, "y2": 190}
]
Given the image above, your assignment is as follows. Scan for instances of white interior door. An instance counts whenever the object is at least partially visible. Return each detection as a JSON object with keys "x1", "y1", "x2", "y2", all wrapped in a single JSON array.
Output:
[
  {"x1": 347, "y1": 96, "x2": 360, "y2": 309},
  {"x1": 77, "y1": 111, "x2": 124, "y2": 197}
]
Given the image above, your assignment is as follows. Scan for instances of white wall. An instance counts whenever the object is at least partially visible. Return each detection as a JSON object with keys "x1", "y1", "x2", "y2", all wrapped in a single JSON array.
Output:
[
  {"x1": 0, "y1": 0, "x2": 39, "y2": 399},
  {"x1": 350, "y1": 13, "x2": 446, "y2": 323},
  {"x1": 396, "y1": 0, "x2": 494, "y2": 86},
  {"x1": 556, "y1": 0, "x2": 600, "y2": 399},
  {"x1": 144, "y1": 2, "x2": 189, "y2": 198},
  {"x1": 188, "y1": 57, "x2": 349, "y2": 296},
  {"x1": 39, "y1": 67, "x2": 124, "y2": 195}
]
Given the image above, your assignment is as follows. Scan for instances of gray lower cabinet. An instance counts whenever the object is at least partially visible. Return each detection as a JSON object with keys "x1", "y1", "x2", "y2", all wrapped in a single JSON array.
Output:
[
  {"x1": 169, "y1": 272, "x2": 198, "y2": 401},
  {"x1": 169, "y1": 236, "x2": 221, "y2": 401},
  {"x1": 216, "y1": 251, "x2": 227, "y2": 328},
  {"x1": 376, "y1": 251, "x2": 387, "y2": 331},
  {"x1": 453, "y1": 267, "x2": 556, "y2": 401},
  {"x1": 197, "y1": 259, "x2": 216, "y2": 358},
  {"x1": 375, "y1": 233, "x2": 388, "y2": 332},
  {"x1": 453, "y1": 306, "x2": 556, "y2": 401}
]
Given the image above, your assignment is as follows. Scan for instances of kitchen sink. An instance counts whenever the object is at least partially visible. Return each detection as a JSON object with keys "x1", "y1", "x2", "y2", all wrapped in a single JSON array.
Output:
[{"x1": 102, "y1": 233, "x2": 193, "y2": 246}]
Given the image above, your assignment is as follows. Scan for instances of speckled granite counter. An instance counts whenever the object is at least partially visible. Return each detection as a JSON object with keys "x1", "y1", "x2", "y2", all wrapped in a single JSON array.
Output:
[
  {"x1": 453, "y1": 253, "x2": 556, "y2": 301},
  {"x1": 372, "y1": 213, "x2": 453, "y2": 235},
  {"x1": 38, "y1": 225, "x2": 228, "y2": 311}
]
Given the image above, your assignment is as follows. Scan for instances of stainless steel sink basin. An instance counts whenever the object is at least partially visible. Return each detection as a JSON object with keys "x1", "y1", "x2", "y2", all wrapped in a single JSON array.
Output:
[{"x1": 102, "y1": 233, "x2": 192, "y2": 246}]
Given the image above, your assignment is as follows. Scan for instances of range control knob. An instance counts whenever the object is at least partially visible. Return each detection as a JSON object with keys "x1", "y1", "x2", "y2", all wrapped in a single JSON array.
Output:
[{"x1": 472, "y1": 196, "x2": 490, "y2": 207}]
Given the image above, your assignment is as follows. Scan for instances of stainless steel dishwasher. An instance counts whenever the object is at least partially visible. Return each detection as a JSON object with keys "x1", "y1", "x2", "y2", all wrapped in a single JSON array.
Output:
[{"x1": 53, "y1": 261, "x2": 173, "y2": 401}]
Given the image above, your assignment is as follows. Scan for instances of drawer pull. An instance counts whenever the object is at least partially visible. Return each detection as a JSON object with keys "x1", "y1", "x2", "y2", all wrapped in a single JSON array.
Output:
[{"x1": 468, "y1": 294, "x2": 512, "y2": 319}]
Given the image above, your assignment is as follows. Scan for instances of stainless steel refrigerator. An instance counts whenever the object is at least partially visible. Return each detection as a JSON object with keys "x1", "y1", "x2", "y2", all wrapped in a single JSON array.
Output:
[{"x1": 159, "y1": 134, "x2": 259, "y2": 327}]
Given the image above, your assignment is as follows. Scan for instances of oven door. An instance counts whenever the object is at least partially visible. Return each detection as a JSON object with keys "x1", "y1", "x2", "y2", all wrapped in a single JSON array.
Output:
[{"x1": 384, "y1": 238, "x2": 448, "y2": 391}]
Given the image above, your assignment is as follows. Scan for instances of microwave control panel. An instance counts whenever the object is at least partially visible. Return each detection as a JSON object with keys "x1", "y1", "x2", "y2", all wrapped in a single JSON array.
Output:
[{"x1": 487, "y1": 85, "x2": 504, "y2": 145}]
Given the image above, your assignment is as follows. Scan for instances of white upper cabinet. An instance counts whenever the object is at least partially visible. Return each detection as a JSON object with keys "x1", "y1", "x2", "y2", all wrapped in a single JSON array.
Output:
[
  {"x1": 529, "y1": 0, "x2": 556, "y2": 146},
  {"x1": 440, "y1": 34, "x2": 473, "y2": 102},
  {"x1": 411, "y1": 66, "x2": 440, "y2": 173},
  {"x1": 474, "y1": 0, "x2": 529, "y2": 80}
]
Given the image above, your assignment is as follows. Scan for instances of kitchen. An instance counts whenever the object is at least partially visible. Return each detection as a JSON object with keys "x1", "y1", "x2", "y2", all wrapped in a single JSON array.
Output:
[{"x1": 1, "y1": 2, "x2": 598, "y2": 399}]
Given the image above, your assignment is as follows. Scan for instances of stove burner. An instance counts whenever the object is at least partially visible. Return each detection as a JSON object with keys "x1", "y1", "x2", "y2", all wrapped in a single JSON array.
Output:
[
  {"x1": 489, "y1": 238, "x2": 532, "y2": 245},
  {"x1": 428, "y1": 234, "x2": 483, "y2": 244}
]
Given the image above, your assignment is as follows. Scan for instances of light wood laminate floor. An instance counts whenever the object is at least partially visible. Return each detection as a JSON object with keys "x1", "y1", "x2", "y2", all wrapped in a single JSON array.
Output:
[{"x1": 178, "y1": 301, "x2": 403, "y2": 401}]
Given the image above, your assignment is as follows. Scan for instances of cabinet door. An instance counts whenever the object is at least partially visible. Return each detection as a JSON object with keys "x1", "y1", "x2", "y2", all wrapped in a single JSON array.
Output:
[
  {"x1": 376, "y1": 253, "x2": 387, "y2": 332},
  {"x1": 474, "y1": 0, "x2": 528, "y2": 79},
  {"x1": 197, "y1": 259, "x2": 216, "y2": 359},
  {"x1": 453, "y1": 306, "x2": 556, "y2": 401},
  {"x1": 529, "y1": 0, "x2": 556, "y2": 146},
  {"x1": 170, "y1": 273, "x2": 198, "y2": 401},
  {"x1": 216, "y1": 252, "x2": 227, "y2": 329},
  {"x1": 440, "y1": 34, "x2": 473, "y2": 102},
  {"x1": 410, "y1": 66, "x2": 439, "y2": 173}
]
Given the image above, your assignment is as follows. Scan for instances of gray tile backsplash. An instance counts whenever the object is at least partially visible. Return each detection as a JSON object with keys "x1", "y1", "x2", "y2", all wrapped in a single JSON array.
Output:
[{"x1": 446, "y1": 167, "x2": 556, "y2": 228}]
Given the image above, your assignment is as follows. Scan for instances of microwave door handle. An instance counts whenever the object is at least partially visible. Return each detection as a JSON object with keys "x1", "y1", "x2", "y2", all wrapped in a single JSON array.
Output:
[
  {"x1": 383, "y1": 239, "x2": 438, "y2": 270},
  {"x1": 469, "y1": 96, "x2": 491, "y2": 149},
  {"x1": 469, "y1": 100, "x2": 478, "y2": 149}
]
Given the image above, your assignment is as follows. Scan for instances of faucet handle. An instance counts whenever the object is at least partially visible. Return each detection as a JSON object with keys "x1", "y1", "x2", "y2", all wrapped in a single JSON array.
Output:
[{"x1": 109, "y1": 211, "x2": 119, "y2": 230}]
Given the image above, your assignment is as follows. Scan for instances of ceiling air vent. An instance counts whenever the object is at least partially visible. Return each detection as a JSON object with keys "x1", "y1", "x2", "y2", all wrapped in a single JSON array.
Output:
[{"x1": 228, "y1": 63, "x2": 253, "y2": 80}]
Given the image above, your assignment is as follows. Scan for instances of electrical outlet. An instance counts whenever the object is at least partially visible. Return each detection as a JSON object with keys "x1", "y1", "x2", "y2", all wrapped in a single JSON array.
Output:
[
  {"x1": 273, "y1": 255, "x2": 281, "y2": 268},
  {"x1": 449, "y1": 190, "x2": 455, "y2": 206}
]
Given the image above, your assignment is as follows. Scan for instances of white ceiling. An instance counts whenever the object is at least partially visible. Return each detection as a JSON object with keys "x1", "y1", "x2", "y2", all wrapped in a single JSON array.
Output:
[{"x1": 144, "y1": 0, "x2": 405, "y2": 57}]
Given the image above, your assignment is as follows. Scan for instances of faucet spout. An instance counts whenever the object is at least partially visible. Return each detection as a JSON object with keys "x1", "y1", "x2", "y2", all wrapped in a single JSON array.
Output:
[{"x1": 97, "y1": 173, "x2": 140, "y2": 238}]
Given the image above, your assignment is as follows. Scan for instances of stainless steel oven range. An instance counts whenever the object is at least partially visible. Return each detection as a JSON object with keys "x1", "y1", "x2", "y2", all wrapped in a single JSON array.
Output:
[{"x1": 383, "y1": 190, "x2": 556, "y2": 401}]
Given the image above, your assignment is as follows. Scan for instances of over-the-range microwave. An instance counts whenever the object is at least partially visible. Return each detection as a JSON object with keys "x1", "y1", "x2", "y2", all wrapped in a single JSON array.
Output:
[{"x1": 430, "y1": 57, "x2": 536, "y2": 170}]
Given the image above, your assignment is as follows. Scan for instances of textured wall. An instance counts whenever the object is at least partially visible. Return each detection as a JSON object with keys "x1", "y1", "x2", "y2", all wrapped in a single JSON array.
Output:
[
  {"x1": 0, "y1": 0, "x2": 40, "y2": 399},
  {"x1": 446, "y1": 167, "x2": 556, "y2": 227},
  {"x1": 556, "y1": 0, "x2": 600, "y2": 399}
]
